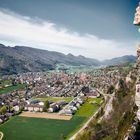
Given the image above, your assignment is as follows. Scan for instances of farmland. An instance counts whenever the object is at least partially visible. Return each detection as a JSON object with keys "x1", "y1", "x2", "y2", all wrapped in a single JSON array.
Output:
[
  {"x1": 68, "y1": 98, "x2": 103, "y2": 138},
  {"x1": 0, "y1": 116, "x2": 85, "y2": 140},
  {"x1": 0, "y1": 84, "x2": 25, "y2": 94},
  {"x1": 0, "y1": 80, "x2": 11, "y2": 87},
  {"x1": 75, "y1": 98, "x2": 102, "y2": 117},
  {"x1": 0, "y1": 97, "x2": 102, "y2": 140},
  {"x1": 35, "y1": 97, "x2": 74, "y2": 103}
]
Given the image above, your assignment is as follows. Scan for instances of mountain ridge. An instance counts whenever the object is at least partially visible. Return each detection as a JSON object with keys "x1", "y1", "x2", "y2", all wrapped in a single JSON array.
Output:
[{"x1": 0, "y1": 44, "x2": 136, "y2": 75}]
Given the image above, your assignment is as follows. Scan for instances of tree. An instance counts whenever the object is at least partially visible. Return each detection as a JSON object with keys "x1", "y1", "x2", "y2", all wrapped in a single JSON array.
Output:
[
  {"x1": 107, "y1": 85, "x2": 114, "y2": 94},
  {"x1": 81, "y1": 86, "x2": 89, "y2": 94},
  {"x1": 12, "y1": 79, "x2": 16, "y2": 86},
  {"x1": 43, "y1": 100, "x2": 49, "y2": 112},
  {"x1": 0, "y1": 105, "x2": 7, "y2": 114},
  {"x1": 102, "y1": 136, "x2": 113, "y2": 140}
]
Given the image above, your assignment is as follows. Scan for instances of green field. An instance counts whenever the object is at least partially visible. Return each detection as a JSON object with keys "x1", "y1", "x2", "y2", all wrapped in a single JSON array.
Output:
[
  {"x1": 35, "y1": 97, "x2": 74, "y2": 103},
  {"x1": 0, "y1": 80, "x2": 11, "y2": 87},
  {"x1": 75, "y1": 98, "x2": 102, "y2": 117},
  {"x1": 0, "y1": 84, "x2": 25, "y2": 94},
  {"x1": 0, "y1": 97, "x2": 102, "y2": 140},
  {"x1": 0, "y1": 116, "x2": 85, "y2": 140},
  {"x1": 66, "y1": 98, "x2": 102, "y2": 138}
]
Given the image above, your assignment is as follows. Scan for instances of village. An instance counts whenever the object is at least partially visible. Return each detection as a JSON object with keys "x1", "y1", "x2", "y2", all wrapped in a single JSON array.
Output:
[{"x1": 0, "y1": 65, "x2": 129, "y2": 124}]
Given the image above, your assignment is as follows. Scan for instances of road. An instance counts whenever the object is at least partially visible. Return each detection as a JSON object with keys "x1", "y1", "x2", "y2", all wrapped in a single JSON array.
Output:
[
  {"x1": 0, "y1": 132, "x2": 3, "y2": 140},
  {"x1": 69, "y1": 90, "x2": 113, "y2": 140},
  {"x1": 69, "y1": 104, "x2": 103, "y2": 140}
]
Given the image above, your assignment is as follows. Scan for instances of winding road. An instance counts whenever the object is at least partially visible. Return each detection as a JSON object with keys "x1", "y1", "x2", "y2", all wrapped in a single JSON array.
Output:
[
  {"x1": 69, "y1": 90, "x2": 113, "y2": 140},
  {"x1": 0, "y1": 132, "x2": 3, "y2": 140},
  {"x1": 69, "y1": 104, "x2": 103, "y2": 140}
]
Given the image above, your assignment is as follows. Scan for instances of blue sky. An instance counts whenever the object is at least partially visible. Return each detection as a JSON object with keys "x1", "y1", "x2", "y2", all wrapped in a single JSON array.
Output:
[{"x1": 0, "y1": 0, "x2": 139, "y2": 60}]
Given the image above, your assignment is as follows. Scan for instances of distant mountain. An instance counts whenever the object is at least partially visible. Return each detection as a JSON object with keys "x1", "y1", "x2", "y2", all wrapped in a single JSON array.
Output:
[
  {"x1": 102, "y1": 55, "x2": 136, "y2": 66},
  {"x1": 0, "y1": 44, "x2": 100, "y2": 75},
  {"x1": 0, "y1": 44, "x2": 136, "y2": 75}
]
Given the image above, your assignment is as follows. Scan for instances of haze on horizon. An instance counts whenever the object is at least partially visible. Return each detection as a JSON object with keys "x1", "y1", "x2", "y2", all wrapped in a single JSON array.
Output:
[{"x1": 0, "y1": 0, "x2": 139, "y2": 60}]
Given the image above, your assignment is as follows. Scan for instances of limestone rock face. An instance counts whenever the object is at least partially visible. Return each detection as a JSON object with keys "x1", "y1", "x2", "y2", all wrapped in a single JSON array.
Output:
[
  {"x1": 135, "y1": 84, "x2": 140, "y2": 107},
  {"x1": 135, "y1": 43, "x2": 140, "y2": 120},
  {"x1": 137, "y1": 44, "x2": 140, "y2": 57},
  {"x1": 136, "y1": 44, "x2": 140, "y2": 70},
  {"x1": 134, "y1": 2, "x2": 140, "y2": 25},
  {"x1": 137, "y1": 109, "x2": 140, "y2": 120},
  {"x1": 134, "y1": 3, "x2": 140, "y2": 121}
]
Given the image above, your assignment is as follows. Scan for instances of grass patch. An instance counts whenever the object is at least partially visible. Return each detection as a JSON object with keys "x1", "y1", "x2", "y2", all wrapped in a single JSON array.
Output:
[
  {"x1": 0, "y1": 98, "x2": 102, "y2": 140},
  {"x1": 35, "y1": 97, "x2": 74, "y2": 103},
  {"x1": 75, "y1": 98, "x2": 102, "y2": 117},
  {"x1": 0, "y1": 80, "x2": 11, "y2": 87},
  {"x1": 66, "y1": 98, "x2": 102, "y2": 139},
  {"x1": 0, "y1": 84, "x2": 25, "y2": 94},
  {"x1": 0, "y1": 116, "x2": 85, "y2": 140}
]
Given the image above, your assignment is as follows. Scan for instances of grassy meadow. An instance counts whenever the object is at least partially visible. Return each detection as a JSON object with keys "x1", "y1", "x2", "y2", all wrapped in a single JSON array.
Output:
[
  {"x1": 0, "y1": 97, "x2": 102, "y2": 140},
  {"x1": 0, "y1": 84, "x2": 25, "y2": 94}
]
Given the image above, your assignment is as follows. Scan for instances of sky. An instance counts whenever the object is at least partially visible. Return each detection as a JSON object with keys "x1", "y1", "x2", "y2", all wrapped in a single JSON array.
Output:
[{"x1": 0, "y1": 0, "x2": 139, "y2": 60}]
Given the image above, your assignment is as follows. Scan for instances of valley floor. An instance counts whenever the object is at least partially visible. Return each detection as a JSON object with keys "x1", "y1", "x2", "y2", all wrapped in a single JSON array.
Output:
[{"x1": 0, "y1": 98, "x2": 102, "y2": 140}]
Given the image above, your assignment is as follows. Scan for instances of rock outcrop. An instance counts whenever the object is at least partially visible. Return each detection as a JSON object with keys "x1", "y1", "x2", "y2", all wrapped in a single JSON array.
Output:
[
  {"x1": 134, "y1": 2, "x2": 140, "y2": 25},
  {"x1": 134, "y1": 3, "x2": 140, "y2": 120},
  {"x1": 135, "y1": 44, "x2": 140, "y2": 120}
]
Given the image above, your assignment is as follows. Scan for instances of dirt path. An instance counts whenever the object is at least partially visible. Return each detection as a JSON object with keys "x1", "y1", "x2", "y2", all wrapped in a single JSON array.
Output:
[
  {"x1": 0, "y1": 132, "x2": 3, "y2": 140},
  {"x1": 19, "y1": 112, "x2": 72, "y2": 120},
  {"x1": 69, "y1": 105, "x2": 103, "y2": 140},
  {"x1": 69, "y1": 90, "x2": 109, "y2": 140}
]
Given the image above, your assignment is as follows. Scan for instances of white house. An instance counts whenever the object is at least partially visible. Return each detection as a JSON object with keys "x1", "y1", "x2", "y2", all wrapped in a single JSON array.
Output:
[
  {"x1": 25, "y1": 105, "x2": 43, "y2": 112},
  {"x1": 38, "y1": 102, "x2": 44, "y2": 106},
  {"x1": 13, "y1": 105, "x2": 20, "y2": 112}
]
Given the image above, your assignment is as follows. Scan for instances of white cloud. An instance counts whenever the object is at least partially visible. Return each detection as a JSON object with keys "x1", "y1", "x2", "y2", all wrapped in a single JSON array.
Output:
[{"x1": 0, "y1": 9, "x2": 136, "y2": 60}]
